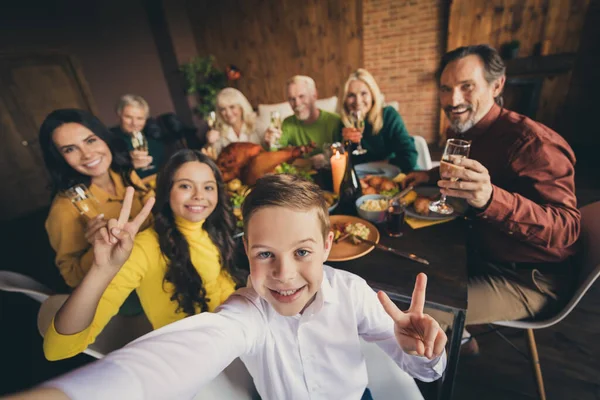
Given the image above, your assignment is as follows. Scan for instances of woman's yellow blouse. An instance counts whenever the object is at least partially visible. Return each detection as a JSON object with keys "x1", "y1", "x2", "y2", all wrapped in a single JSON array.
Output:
[{"x1": 45, "y1": 169, "x2": 154, "y2": 288}]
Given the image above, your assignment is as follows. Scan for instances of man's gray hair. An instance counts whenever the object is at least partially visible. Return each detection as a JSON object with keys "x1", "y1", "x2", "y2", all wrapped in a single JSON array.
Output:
[
  {"x1": 116, "y1": 94, "x2": 150, "y2": 116},
  {"x1": 286, "y1": 75, "x2": 316, "y2": 94}
]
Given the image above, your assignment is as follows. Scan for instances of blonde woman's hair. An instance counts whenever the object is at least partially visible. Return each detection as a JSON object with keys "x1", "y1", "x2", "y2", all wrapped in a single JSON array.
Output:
[
  {"x1": 116, "y1": 94, "x2": 150, "y2": 117},
  {"x1": 286, "y1": 75, "x2": 317, "y2": 95},
  {"x1": 215, "y1": 88, "x2": 256, "y2": 133},
  {"x1": 341, "y1": 69, "x2": 384, "y2": 134}
]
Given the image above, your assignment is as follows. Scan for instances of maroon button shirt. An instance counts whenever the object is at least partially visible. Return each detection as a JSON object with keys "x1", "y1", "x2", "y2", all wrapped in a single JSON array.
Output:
[{"x1": 431, "y1": 104, "x2": 580, "y2": 265}]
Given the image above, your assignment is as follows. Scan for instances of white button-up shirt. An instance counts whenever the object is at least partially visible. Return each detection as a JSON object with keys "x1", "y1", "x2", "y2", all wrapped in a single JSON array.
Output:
[{"x1": 47, "y1": 266, "x2": 446, "y2": 400}]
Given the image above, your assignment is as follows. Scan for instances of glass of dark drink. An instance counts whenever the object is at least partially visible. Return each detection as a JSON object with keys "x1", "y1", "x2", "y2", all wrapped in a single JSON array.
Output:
[{"x1": 386, "y1": 199, "x2": 405, "y2": 237}]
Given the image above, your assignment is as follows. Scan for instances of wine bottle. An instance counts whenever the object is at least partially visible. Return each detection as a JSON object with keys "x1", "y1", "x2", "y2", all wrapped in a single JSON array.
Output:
[{"x1": 337, "y1": 140, "x2": 363, "y2": 215}]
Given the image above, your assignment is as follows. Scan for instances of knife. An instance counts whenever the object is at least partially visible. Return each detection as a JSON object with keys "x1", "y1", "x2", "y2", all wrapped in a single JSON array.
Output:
[
  {"x1": 353, "y1": 236, "x2": 430, "y2": 265},
  {"x1": 390, "y1": 185, "x2": 414, "y2": 202}
]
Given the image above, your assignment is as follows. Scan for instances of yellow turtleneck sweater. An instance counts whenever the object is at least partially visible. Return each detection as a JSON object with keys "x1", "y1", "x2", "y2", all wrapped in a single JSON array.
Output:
[{"x1": 43, "y1": 217, "x2": 237, "y2": 361}]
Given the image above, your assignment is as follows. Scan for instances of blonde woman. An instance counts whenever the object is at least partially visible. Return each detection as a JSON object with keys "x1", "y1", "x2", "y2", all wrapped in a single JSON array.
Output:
[
  {"x1": 203, "y1": 88, "x2": 264, "y2": 157},
  {"x1": 341, "y1": 69, "x2": 418, "y2": 172}
]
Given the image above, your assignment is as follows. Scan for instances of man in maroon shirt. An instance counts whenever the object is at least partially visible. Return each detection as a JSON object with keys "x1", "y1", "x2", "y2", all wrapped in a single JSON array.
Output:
[{"x1": 404, "y1": 44, "x2": 581, "y2": 354}]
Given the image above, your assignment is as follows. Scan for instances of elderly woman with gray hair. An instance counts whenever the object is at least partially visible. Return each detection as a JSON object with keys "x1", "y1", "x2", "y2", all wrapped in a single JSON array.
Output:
[{"x1": 110, "y1": 94, "x2": 166, "y2": 179}]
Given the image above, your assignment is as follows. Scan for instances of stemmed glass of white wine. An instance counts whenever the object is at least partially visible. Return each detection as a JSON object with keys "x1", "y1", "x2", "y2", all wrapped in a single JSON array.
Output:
[
  {"x1": 269, "y1": 111, "x2": 282, "y2": 150},
  {"x1": 429, "y1": 138, "x2": 471, "y2": 215},
  {"x1": 65, "y1": 184, "x2": 100, "y2": 219},
  {"x1": 349, "y1": 110, "x2": 367, "y2": 155},
  {"x1": 131, "y1": 131, "x2": 154, "y2": 171},
  {"x1": 206, "y1": 111, "x2": 217, "y2": 129}
]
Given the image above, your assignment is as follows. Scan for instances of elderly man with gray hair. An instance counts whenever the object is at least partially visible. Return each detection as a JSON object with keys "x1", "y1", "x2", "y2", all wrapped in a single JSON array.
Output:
[
  {"x1": 110, "y1": 94, "x2": 165, "y2": 179},
  {"x1": 264, "y1": 75, "x2": 343, "y2": 168}
]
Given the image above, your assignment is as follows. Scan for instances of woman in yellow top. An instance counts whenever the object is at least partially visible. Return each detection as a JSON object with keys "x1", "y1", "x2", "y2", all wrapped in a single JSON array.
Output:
[
  {"x1": 39, "y1": 109, "x2": 154, "y2": 288},
  {"x1": 43, "y1": 149, "x2": 246, "y2": 361}
]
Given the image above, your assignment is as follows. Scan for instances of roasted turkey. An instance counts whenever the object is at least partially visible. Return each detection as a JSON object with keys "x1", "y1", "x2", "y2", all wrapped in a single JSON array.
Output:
[{"x1": 216, "y1": 142, "x2": 316, "y2": 185}]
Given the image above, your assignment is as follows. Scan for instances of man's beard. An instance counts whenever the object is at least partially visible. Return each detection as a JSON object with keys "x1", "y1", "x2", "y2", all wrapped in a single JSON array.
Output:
[
  {"x1": 450, "y1": 118, "x2": 475, "y2": 133},
  {"x1": 445, "y1": 104, "x2": 476, "y2": 133},
  {"x1": 294, "y1": 107, "x2": 310, "y2": 121}
]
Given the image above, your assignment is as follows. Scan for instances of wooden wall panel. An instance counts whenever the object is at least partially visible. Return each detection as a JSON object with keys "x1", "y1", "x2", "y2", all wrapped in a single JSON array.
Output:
[
  {"x1": 442, "y1": 0, "x2": 591, "y2": 142},
  {"x1": 186, "y1": 0, "x2": 363, "y2": 107}
]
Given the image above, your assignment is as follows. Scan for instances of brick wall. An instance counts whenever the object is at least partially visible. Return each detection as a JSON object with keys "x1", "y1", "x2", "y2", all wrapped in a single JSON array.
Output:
[{"x1": 363, "y1": 0, "x2": 446, "y2": 143}]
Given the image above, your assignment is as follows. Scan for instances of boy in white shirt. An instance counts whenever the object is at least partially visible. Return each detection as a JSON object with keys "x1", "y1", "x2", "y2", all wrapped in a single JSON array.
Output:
[{"x1": 9, "y1": 174, "x2": 447, "y2": 400}]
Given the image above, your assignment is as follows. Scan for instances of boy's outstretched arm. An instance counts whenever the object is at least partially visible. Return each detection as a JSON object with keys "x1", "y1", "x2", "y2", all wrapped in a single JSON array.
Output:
[{"x1": 9, "y1": 295, "x2": 261, "y2": 400}]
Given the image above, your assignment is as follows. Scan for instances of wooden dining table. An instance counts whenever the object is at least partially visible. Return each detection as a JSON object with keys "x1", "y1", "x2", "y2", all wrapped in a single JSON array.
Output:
[{"x1": 327, "y1": 214, "x2": 468, "y2": 400}]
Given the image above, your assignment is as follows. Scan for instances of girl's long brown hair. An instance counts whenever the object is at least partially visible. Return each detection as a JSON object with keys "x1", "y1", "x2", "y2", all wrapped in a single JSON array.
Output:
[{"x1": 153, "y1": 149, "x2": 245, "y2": 315}]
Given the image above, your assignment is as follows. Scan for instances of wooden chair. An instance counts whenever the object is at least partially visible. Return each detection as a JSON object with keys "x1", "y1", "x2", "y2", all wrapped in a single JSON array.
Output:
[{"x1": 492, "y1": 201, "x2": 600, "y2": 400}]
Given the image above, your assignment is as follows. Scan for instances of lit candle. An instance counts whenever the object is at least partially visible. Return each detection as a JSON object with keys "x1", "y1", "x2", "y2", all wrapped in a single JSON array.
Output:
[{"x1": 331, "y1": 149, "x2": 347, "y2": 195}]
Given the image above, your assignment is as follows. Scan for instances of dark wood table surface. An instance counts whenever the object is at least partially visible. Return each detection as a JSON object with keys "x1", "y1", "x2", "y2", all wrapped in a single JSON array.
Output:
[{"x1": 328, "y1": 217, "x2": 469, "y2": 400}]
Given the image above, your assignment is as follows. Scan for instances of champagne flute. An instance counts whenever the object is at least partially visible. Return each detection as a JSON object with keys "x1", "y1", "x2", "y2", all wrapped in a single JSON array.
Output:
[
  {"x1": 131, "y1": 131, "x2": 154, "y2": 171},
  {"x1": 206, "y1": 111, "x2": 217, "y2": 129},
  {"x1": 349, "y1": 110, "x2": 367, "y2": 155},
  {"x1": 65, "y1": 184, "x2": 100, "y2": 219},
  {"x1": 429, "y1": 138, "x2": 471, "y2": 215},
  {"x1": 269, "y1": 111, "x2": 282, "y2": 150}
]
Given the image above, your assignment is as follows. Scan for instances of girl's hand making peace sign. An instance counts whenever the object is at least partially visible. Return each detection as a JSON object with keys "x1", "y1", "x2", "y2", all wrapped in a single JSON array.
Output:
[
  {"x1": 378, "y1": 273, "x2": 447, "y2": 359},
  {"x1": 92, "y1": 187, "x2": 155, "y2": 272}
]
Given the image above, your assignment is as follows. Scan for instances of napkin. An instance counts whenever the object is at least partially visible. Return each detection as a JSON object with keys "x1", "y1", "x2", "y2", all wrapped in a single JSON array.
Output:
[{"x1": 405, "y1": 216, "x2": 455, "y2": 229}]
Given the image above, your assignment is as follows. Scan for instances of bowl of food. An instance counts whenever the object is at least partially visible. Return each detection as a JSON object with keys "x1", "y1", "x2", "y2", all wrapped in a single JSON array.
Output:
[{"x1": 355, "y1": 194, "x2": 389, "y2": 223}]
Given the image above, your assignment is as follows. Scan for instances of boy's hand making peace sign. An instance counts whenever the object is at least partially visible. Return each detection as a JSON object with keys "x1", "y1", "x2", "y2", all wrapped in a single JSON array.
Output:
[
  {"x1": 92, "y1": 187, "x2": 155, "y2": 272},
  {"x1": 378, "y1": 273, "x2": 447, "y2": 359}
]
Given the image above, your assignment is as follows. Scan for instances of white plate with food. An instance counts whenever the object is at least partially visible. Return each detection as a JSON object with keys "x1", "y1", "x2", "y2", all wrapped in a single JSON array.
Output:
[
  {"x1": 355, "y1": 162, "x2": 401, "y2": 179},
  {"x1": 404, "y1": 186, "x2": 468, "y2": 220},
  {"x1": 328, "y1": 215, "x2": 380, "y2": 262}
]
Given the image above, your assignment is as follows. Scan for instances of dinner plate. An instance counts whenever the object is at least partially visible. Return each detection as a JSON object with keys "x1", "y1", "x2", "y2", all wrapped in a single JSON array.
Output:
[
  {"x1": 328, "y1": 215, "x2": 380, "y2": 262},
  {"x1": 404, "y1": 186, "x2": 468, "y2": 220},
  {"x1": 355, "y1": 162, "x2": 401, "y2": 179}
]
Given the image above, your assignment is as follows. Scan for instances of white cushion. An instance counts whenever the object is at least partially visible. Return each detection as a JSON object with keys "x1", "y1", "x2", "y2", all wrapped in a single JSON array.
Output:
[
  {"x1": 411, "y1": 135, "x2": 433, "y2": 171},
  {"x1": 255, "y1": 101, "x2": 293, "y2": 136},
  {"x1": 384, "y1": 101, "x2": 399, "y2": 112},
  {"x1": 361, "y1": 338, "x2": 424, "y2": 399},
  {"x1": 315, "y1": 95, "x2": 338, "y2": 114}
]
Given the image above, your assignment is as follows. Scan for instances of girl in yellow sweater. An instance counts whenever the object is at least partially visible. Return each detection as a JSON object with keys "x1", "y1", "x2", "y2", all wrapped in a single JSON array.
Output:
[
  {"x1": 39, "y1": 109, "x2": 154, "y2": 288},
  {"x1": 43, "y1": 150, "x2": 246, "y2": 360}
]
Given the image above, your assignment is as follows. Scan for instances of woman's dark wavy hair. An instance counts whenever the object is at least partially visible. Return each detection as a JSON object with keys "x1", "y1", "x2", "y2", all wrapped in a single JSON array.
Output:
[
  {"x1": 39, "y1": 108, "x2": 143, "y2": 197},
  {"x1": 154, "y1": 149, "x2": 245, "y2": 315}
]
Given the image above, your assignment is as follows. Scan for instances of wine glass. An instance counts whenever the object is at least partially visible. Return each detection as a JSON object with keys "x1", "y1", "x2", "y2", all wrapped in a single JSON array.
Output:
[
  {"x1": 206, "y1": 111, "x2": 217, "y2": 129},
  {"x1": 65, "y1": 184, "x2": 100, "y2": 219},
  {"x1": 429, "y1": 138, "x2": 471, "y2": 215},
  {"x1": 131, "y1": 131, "x2": 154, "y2": 171},
  {"x1": 269, "y1": 111, "x2": 282, "y2": 150},
  {"x1": 349, "y1": 110, "x2": 367, "y2": 155}
]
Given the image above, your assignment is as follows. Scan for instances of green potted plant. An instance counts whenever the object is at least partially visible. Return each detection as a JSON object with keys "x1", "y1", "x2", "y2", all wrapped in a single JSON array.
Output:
[{"x1": 180, "y1": 55, "x2": 227, "y2": 117}]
